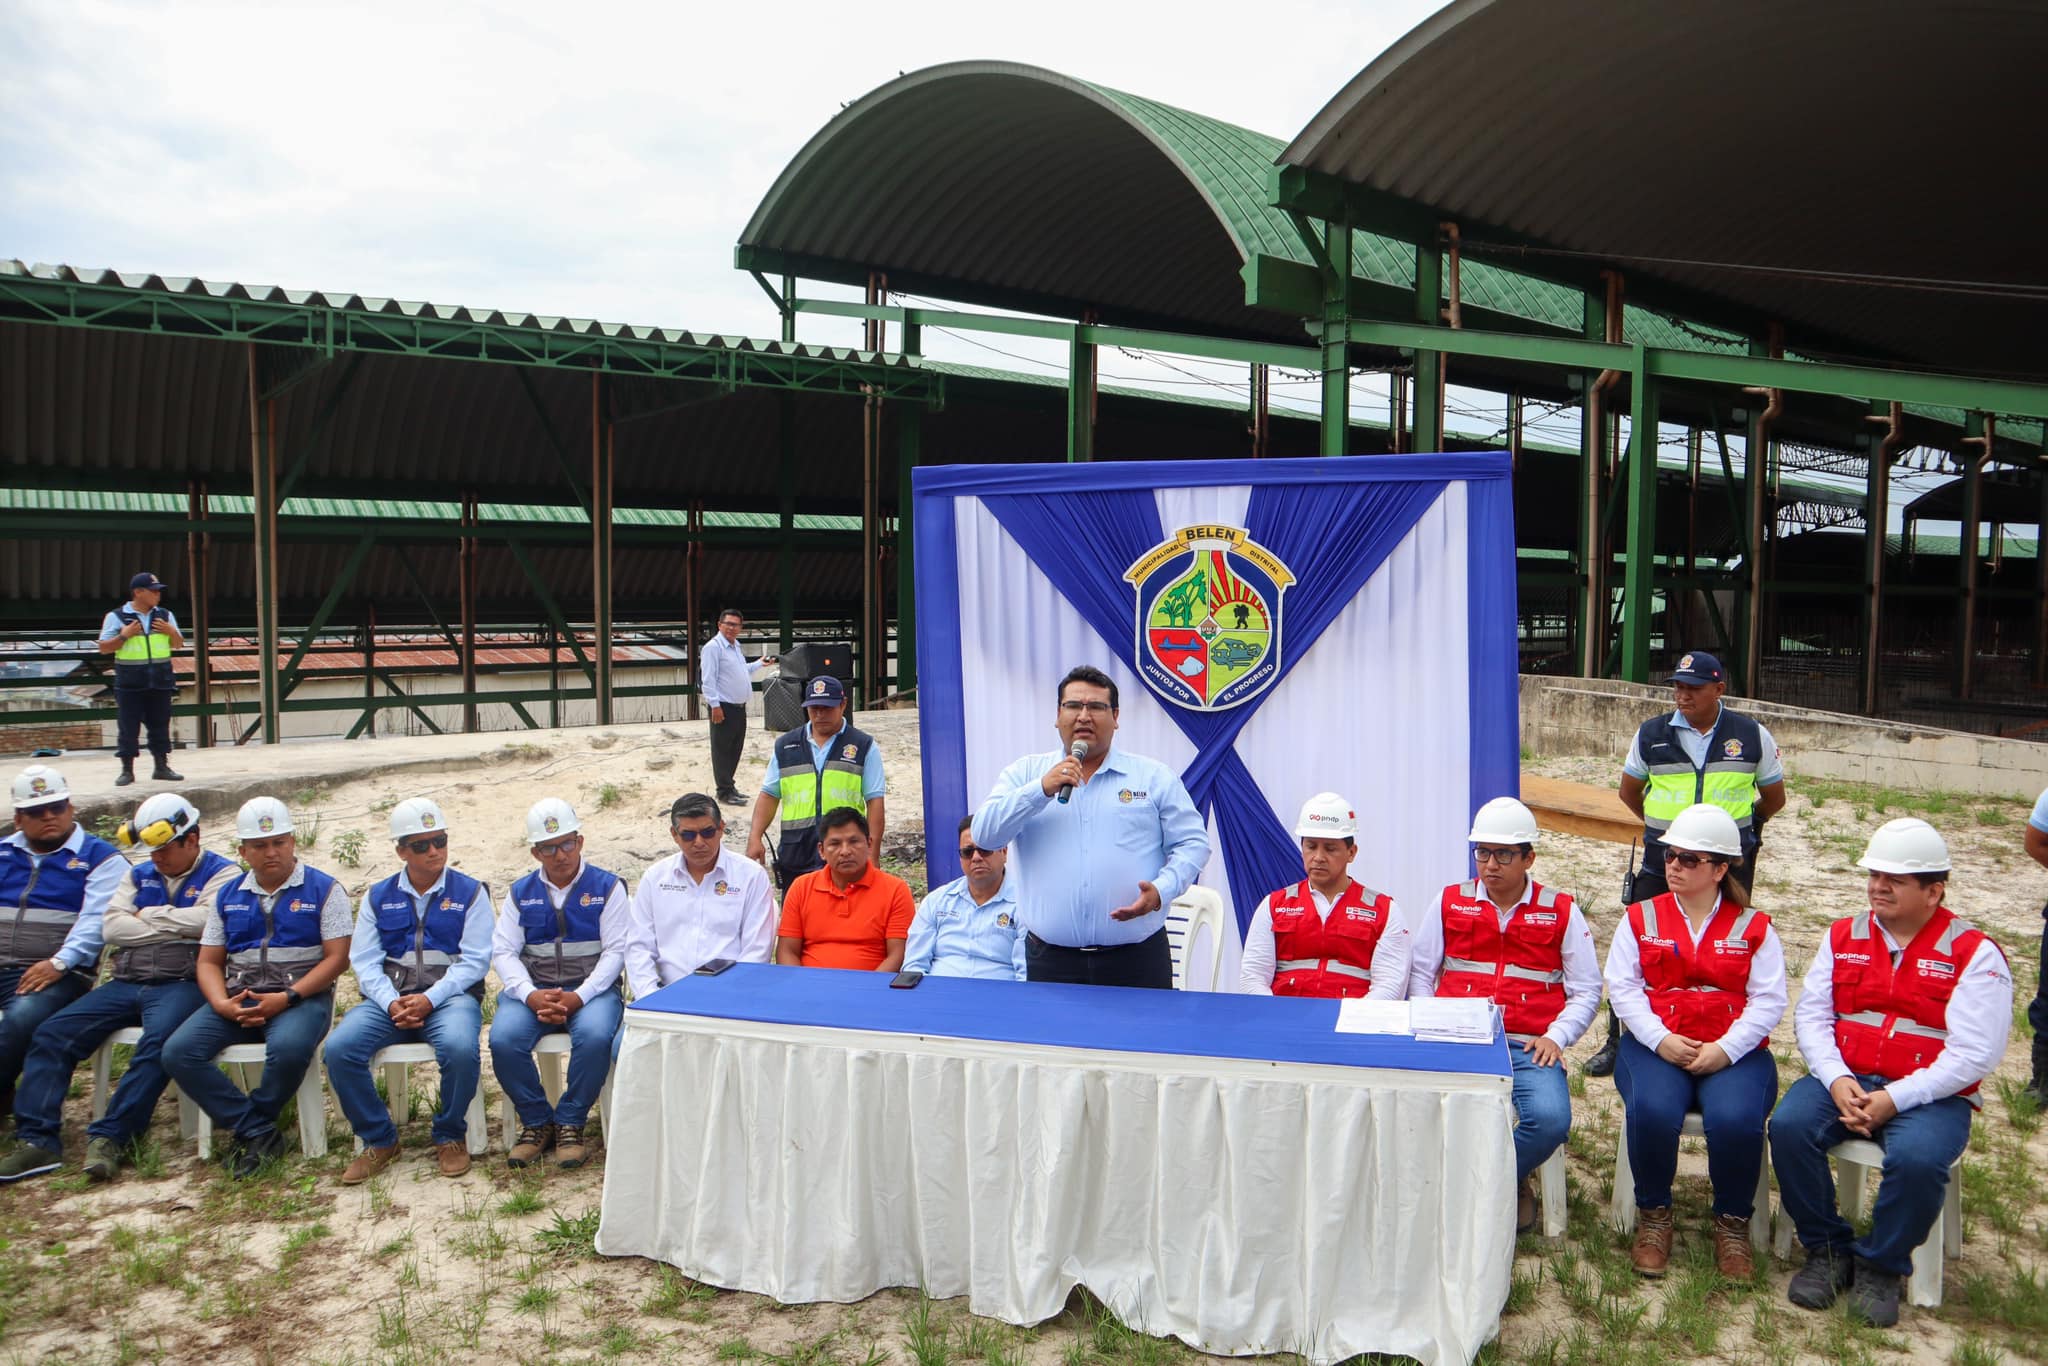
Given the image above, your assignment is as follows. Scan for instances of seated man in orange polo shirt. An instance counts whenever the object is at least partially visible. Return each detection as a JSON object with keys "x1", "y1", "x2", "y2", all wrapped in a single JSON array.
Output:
[{"x1": 774, "y1": 807, "x2": 915, "y2": 971}]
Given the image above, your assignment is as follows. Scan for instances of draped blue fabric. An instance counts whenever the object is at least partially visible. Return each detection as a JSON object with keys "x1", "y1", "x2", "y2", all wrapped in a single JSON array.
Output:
[{"x1": 982, "y1": 474, "x2": 1453, "y2": 933}]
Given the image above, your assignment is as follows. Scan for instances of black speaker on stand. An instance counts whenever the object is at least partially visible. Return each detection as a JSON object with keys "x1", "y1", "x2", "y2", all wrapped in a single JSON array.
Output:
[{"x1": 763, "y1": 642, "x2": 854, "y2": 732}]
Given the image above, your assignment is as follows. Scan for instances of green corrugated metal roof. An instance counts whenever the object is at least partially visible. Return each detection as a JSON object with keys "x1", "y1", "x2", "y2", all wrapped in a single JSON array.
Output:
[
  {"x1": 0, "y1": 488, "x2": 857, "y2": 531},
  {"x1": 1888, "y1": 532, "x2": 2038, "y2": 558}
]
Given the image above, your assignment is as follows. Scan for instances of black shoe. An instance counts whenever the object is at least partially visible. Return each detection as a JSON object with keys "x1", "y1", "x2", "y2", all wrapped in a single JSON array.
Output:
[
  {"x1": 151, "y1": 762, "x2": 183, "y2": 782},
  {"x1": 1846, "y1": 1257, "x2": 1900, "y2": 1327},
  {"x1": 1786, "y1": 1245, "x2": 1855, "y2": 1310},
  {"x1": 717, "y1": 789, "x2": 747, "y2": 805},
  {"x1": 1584, "y1": 1010, "x2": 1621, "y2": 1078},
  {"x1": 2026, "y1": 1036, "x2": 2048, "y2": 1108},
  {"x1": 227, "y1": 1128, "x2": 285, "y2": 1180},
  {"x1": 115, "y1": 763, "x2": 135, "y2": 788}
]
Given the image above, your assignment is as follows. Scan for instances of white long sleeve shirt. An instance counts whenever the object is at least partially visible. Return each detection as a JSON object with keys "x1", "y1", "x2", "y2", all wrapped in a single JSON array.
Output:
[
  {"x1": 1793, "y1": 920, "x2": 2013, "y2": 1113},
  {"x1": 102, "y1": 857, "x2": 238, "y2": 947},
  {"x1": 1603, "y1": 894, "x2": 1787, "y2": 1065},
  {"x1": 625, "y1": 848, "x2": 775, "y2": 998},
  {"x1": 488, "y1": 859, "x2": 631, "y2": 1005},
  {"x1": 1407, "y1": 878, "x2": 1604, "y2": 1048},
  {"x1": 1238, "y1": 882, "x2": 1413, "y2": 1000}
]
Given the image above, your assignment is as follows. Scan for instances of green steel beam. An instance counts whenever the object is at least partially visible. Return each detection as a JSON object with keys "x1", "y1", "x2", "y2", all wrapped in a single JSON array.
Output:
[
  {"x1": 1347, "y1": 318, "x2": 1624, "y2": 372},
  {"x1": 0, "y1": 274, "x2": 940, "y2": 404},
  {"x1": 1067, "y1": 330, "x2": 1095, "y2": 463},
  {"x1": 1621, "y1": 359, "x2": 1659, "y2": 682},
  {"x1": 896, "y1": 322, "x2": 921, "y2": 695},
  {"x1": 505, "y1": 538, "x2": 596, "y2": 682},
  {"x1": 1644, "y1": 349, "x2": 2048, "y2": 421},
  {"x1": 1411, "y1": 240, "x2": 1444, "y2": 454},
  {"x1": 790, "y1": 297, "x2": 1319, "y2": 369},
  {"x1": 1577, "y1": 291, "x2": 1604, "y2": 676},
  {"x1": 1320, "y1": 222, "x2": 1353, "y2": 457}
]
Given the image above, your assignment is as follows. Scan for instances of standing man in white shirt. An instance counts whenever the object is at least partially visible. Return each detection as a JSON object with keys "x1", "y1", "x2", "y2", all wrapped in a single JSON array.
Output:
[
  {"x1": 699, "y1": 609, "x2": 773, "y2": 807},
  {"x1": 1239, "y1": 792, "x2": 1411, "y2": 1000},
  {"x1": 489, "y1": 798, "x2": 628, "y2": 1171},
  {"x1": 1770, "y1": 817, "x2": 2012, "y2": 1328},
  {"x1": 625, "y1": 794, "x2": 776, "y2": 1003},
  {"x1": 1408, "y1": 796, "x2": 1602, "y2": 1235}
]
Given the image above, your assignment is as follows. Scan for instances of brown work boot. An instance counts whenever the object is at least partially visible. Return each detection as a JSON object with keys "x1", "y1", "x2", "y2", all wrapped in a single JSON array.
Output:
[
  {"x1": 1631, "y1": 1205, "x2": 1674, "y2": 1277},
  {"x1": 507, "y1": 1122, "x2": 556, "y2": 1169},
  {"x1": 436, "y1": 1140, "x2": 471, "y2": 1177},
  {"x1": 1516, "y1": 1177, "x2": 1537, "y2": 1234},
  {"x1": 1713, "y1": 1214, "x2": 1755, "y2": 1279},
  {"x1": 555, "y1": 1125, "x2": 590, "y2": 1170},
  {"x1": 340, "y1": 1143, "x2": 400, "y2": 1185}
]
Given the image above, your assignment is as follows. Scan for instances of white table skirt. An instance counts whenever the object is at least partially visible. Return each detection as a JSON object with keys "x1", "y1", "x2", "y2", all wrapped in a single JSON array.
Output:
[{"x1": 595, "y1": 1010, "x2": 1517, "y2": 1366}]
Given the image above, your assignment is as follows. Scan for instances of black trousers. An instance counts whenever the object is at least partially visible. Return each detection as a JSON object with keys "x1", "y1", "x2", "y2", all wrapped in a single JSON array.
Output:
[
  {"x1": 708, "y1": 703, "x2": 747, "y2": 793},
  {"x1": 115, "y1": 688, "x2": 173, "y2": 761},
  {"x1": 1025, "y1": 929, "x2": 1172, "y2": 990}
]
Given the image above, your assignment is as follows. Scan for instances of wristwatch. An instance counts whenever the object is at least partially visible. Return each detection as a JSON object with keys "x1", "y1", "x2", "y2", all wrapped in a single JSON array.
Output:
[{"x1": 284, "y1": 987, "x2": 303, "y2": 1007}]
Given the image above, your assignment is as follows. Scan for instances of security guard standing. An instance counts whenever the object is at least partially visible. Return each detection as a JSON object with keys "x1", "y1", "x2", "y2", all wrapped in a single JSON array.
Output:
[
  {"x1": 97, "y1": 571, "x2": 185, "y2": 788},
  {"x1": 1587, "y1": 649, "x2": 1785, "y2": 1076},
  {"x1": 745, "y1": 675, "x2": 886, "y2": 891}
]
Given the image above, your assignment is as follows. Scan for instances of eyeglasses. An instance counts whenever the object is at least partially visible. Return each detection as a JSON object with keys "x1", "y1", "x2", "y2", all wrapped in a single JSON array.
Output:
[
  {"x1": 533, "y1": 837, "x2": 580, "y2": 858},
  {"x1": 674, "y1": 826, "x2": 721, "y2": 843},
  {"x1": 403, "y1": 834, "x2": 449, "y2": 854},
  {"x1": 1059, "y1": 700, "x2": 1113, "y2": 715},
  {"x1": 959, "y1": 844, "x2": 1000, "y2": 860},
  {"x1": 1663, "y1": 850, "x2": 1725, "y2": 870},
  {"x1": 16, "y1": 801, "x2": 69, "y2": 818},
  {"x1": 1472, "y1": 847, "x2": 1524, "y2": 865}
]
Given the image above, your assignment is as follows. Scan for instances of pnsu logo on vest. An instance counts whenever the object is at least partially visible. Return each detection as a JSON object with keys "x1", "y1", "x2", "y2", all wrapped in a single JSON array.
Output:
[{"x1": 1125, "y1": 524, "x2": 1294, "y2": 712}]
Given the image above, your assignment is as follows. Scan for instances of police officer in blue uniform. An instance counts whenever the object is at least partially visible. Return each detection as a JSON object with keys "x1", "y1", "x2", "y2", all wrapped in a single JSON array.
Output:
[
  {"x1": 0, "y1": 766, "x2": 124, "y2": 1125},
  {"x1": 97, "y1": 572, "x2": 185, "y2": 788},
  {"x1": 325, "y1": 796, "x2": 494, "y2": 1183}
]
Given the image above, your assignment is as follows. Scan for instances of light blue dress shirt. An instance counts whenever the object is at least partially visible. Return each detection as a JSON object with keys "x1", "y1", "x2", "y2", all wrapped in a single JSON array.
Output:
[
  {"x1": 698, "y1": 633, "x2": 756, "y2": 709},
  {"x1": 2029, "y1": 786, "x2": 2048, "y2": 833},
  {"x1": 1622, "y1": 705, "x2": 1784, "y2": 786},
  {"x1": 349, "y1": 870, "x2": 496, "y2": 1011},
  {"x1": 904, "y1": 874, "x2": 1026, "y2": 980},
  {"x1": 761, "y1": 720, "x2": 887, "y2": 799},
  {"x1": 973, "y1": 745, "x2": 1210, "y2": 949}
]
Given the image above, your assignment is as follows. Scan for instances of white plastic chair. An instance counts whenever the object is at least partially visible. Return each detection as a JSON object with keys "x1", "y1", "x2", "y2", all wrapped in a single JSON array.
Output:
[
  {"x1": 1610, "y1": 1110, "x2": 1772, "y2": 1255},
  {"x1": 357, "y1": 1043, "x2": 489, "y2": 1156},
  {"x1": 194, "y1": 1042, "x2": 330, "y2": 1160},
  {"x1": 1771, "y1": 1139, "x2": 1962, "y2": 1308},
  {"x1": 1535, "y1": 1146, "x2": 1568, "y2": 1238},
  {"x1": 497, "y1": 1032, "x2": 615, "y2": 1152},
  {"x1": 1167, "y1": 887, "x2": 1227, "y2": 991},
  {"x1": 89, "y1": 1025, "x2": 200, "y2": 1140}
]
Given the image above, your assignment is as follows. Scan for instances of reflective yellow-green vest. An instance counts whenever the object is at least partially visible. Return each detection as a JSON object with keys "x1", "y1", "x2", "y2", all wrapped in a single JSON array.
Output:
[
  {"x1": 111, "y1": 605, "x2": 175, "y2": 690},
  {"x1": 1637, "y1": 709, "x2": 1766, "y2": 857},
  {"x1": 772, "y1": 722, "x2": 875, "y2": 883}
]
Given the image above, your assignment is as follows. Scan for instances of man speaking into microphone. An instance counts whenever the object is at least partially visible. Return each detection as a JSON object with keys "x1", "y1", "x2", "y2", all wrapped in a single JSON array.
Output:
[{"x1": 973, "y1": 666, "x2": 1209, "y2": 989}]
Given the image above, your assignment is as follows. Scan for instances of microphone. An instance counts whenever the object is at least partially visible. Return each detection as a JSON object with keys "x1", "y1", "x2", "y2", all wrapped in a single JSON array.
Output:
[{"x1": 1057, "y1": 740, "x2": 1089, "y2": 805}]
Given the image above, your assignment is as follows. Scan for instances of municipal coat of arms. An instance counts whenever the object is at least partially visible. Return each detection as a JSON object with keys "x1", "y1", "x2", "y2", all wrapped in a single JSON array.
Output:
[{"x1": 1125, "y1": 524, "x2": 1294, "y2": 712}]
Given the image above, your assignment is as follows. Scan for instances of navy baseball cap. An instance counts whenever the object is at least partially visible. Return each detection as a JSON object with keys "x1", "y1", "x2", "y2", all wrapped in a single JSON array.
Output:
[
  {"x1": 1668, "y1": 651, "x2": 1726, "y2": 685},
  {"x1": 802, "y1": 674, "x2": 846, "y2": 707},
  {"x1": 129, "y1": 572, "x2": 167, "y2": 592}
]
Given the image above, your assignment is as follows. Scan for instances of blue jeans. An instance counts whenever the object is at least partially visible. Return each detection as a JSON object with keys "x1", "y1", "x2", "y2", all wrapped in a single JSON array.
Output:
[
  {"x1": 162, "y1": 992, "x2": 336, "y2": 1143},
  {"x1": 1509, "y1": 1042, "x2": 1572, "y2": 1181},
  {"x1": 323, "y1": 995, "x2": 483, "y2": 1149},
  {"x1": 1615, "y1": 1033, "x2": 1778, "y2": 1216},
  {"x1": 489, "y1": 987, "x2": 623, "y2": 1128},
  {"x1": 0, "y1": 964, "x2": 94, "y2": 1095},
  {"x1": 1768, "y1": 1071, "x2": 1974, "y2": 1277},
  {"x1": 13, "y1": 978, "x2": 206, "y2": 1150}
]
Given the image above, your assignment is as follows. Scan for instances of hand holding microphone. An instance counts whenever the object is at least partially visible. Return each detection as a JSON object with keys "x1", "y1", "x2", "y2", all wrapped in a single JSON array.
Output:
[{"x1": 1052, "y1": 740, "x2": 1089, "y2": 804}]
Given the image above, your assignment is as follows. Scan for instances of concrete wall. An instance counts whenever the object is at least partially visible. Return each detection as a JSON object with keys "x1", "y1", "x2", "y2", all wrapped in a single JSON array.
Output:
[{"x1": 1521, "y1": 676, "x2": 2048, "y2": 801}]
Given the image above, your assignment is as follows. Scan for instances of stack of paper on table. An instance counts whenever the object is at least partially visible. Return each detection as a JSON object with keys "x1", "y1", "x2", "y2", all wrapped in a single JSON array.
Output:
[{"x1": 1407, "y1": 998, "x2": 1497, "y2": 1043}]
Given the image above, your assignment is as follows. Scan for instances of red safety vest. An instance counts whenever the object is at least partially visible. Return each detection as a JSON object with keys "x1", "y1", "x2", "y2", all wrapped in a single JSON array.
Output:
[
  {"x1": 1831, "y1": 906, "x2": 1999, "y2": 1107},
  {"x1": 1434, "y1": 879, "x2": 1572, "y2": 1036},
  {"x1": 1269, "y1": 879, "x2": 1394, "y2": 998},
  {"x1": 1625, "y1": 893, "x2": 1770, "y2": 1044}
]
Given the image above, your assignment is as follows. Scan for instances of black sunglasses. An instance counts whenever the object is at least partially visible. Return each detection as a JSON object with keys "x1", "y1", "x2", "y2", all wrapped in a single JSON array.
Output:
[
  {"x1": 403, "y1": 833, "x2": 449, "y2": 854},
  {"x1": 1663, "y1": 849, "x2": 1725, "y2": 870},
  {"x1": 675, "y1": 826, "x2": 721, "y2": 843},
  {"x1": 958, "y1": 844, "x2": 1000, "y2": 859}
]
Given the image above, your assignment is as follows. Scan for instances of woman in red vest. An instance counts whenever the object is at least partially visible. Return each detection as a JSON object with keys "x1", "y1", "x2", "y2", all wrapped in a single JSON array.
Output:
[{"x1": 1605, "y1": 803, "x2": 1787, "y2": 1281}]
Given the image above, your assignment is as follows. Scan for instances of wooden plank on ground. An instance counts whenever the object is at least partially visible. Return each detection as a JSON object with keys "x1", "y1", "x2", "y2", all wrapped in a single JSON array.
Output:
[{"x1": 1521, "y1": 773, "x2": 1638, "y2": 846}]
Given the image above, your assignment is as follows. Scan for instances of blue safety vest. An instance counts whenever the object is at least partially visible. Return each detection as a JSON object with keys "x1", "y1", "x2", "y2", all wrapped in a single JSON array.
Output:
[
  {"x1": 219, "y1": 862, "x2": 339, "y2": 993},
  {"x1": 0, "y1": 831, "x2": 119, "y2": 969},
  {"x1": 115, "y1": 847, "x2": 235, "y2": 982},
  {"x1": 510, "y1": 862, "x2": 618, "y2": 988},
  {"x1": 370, "y1": 867, "x2": 486, "y2": 997}
]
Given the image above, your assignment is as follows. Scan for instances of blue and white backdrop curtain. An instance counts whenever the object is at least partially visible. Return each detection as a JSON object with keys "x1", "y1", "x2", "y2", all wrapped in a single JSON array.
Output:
[{"x1": 915, "y1": 455, "x2": 1520, "y2": 984}]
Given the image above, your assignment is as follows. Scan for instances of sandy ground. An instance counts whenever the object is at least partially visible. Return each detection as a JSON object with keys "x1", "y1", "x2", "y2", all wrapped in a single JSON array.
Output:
[{"x1": 1, "y1": 716, "x2": 2043, "y2": 1365}]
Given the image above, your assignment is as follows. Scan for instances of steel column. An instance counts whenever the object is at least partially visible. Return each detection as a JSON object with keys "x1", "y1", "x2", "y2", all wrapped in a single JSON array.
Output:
[
  {"x1": 2037, "y1": 451, "x2": 2048, "y2": 687},
  {"x1": 460, "y1": 495, "x2": 478, "y2": 732},
  {"x1": 362, "y1": 604, "x2": 376, "y2": 738},
  {"x1": 1620, "y1": 360, "x2": 1659, "y2": 681},
  {"x1": 246, "y1": 345, "x2": 283, "y2": 745},
  {"x1": 685, "y1": 500, "x2": 702, "y2": 723},
  {"x1": 777, "y1": 395, "x2": 796, "y2": 653},
  {"x1": 1319, "y1": 221, "x2": 1352, "y2": 457},
  {"x1": 1066, "y1": 327, "x2": 1096, "y2": 462},
  {"x1": 1957, "y1": 413, "x2": 1987, "y2": 700},
  {"x1": 185, "y1": 479, "x2": 214, "y2": 748},
  {"x1": 1411, "y1": 239, "x2": 1445, "y2": 454},
  {"x1": 895, "y1": 319, "x2": 922, "y2": 695},
  {"x1": 1249, "y1": 363, "x2": 1270, "y2": 457},
  {"x1": 1738, "y1": 336, "x2": 1780, "y2": 696},
  {"x1": 1861, "y1": 402, "x2": 1901, "y2": 713},
  {"x1": 1577, "y1": 293, "x2": 1608, "y2": 677},
  {"x1": 591, "y1": 373, "x2": 614, "y2": 725}
]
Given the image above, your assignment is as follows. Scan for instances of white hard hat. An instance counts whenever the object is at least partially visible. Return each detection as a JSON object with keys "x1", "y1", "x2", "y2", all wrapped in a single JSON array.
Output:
[
  {"x1": 1858, "y1": 817, "x2": 1950, "y2": 875},
  {"x1": 1662, "y1": 804, "x2": 1744, "y2": 858},
  {"x1": 1294, "y1": 791, "x2": 1357, "y2": 840},
  {"x1": 1469, "y1": 797, "x2": 1540, "y2": 845},
  {"x1": 236, "y1": 796, "x2": 295, "y2": 840},
  {"x1": 10, "y1": 765, "x2": 69, "y2": 808},
  {"x1": 525, "y1": 797, "x2": 580, "y2": 844},
  {"x1": 127, "y1": 793, "x2": 200, "y2": 848},
  {"x1": 390, "y1": 797, "x2": 448, "y2": 841}
]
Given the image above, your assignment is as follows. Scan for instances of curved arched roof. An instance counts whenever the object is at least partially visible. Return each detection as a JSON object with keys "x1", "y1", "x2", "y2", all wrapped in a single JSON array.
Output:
[
  {"x1": 1282, "y1": 0, "x2": 2048, "y2": 378},
  {"x1": 740, "y1": 61, "x2": 1309, "y2": 341}
]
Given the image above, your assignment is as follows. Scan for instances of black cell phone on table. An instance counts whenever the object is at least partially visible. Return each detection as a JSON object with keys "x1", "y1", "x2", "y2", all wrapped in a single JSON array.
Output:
[
  {"x1": 889, "y1": 970, "x2": 924, "y2": 989},
  {"x1": 694, "y1": 958, "x2": 736, "y2": 976}
]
